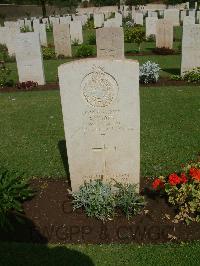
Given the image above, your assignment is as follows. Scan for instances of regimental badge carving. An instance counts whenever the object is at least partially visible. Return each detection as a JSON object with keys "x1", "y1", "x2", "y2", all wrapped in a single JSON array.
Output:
[{"x1": 81, "y1": 66, "x2": 118, "y2": 108}]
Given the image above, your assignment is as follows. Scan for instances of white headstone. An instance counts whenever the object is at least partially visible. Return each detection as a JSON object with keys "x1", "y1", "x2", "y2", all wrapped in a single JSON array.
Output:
[
  {"x1": 156, "y1": 19, "x2": 173, "y2": 49},
  {"x1": 53, "y1": 23, "x2": 72, "y2": 57},
  {"x1": 60, "y1": 16, "x2": 71, "y2": 24},
  {"x1": 5, "y1": 26, "x2": 20, "y2": 56},
  {"x1": 15, "y1": 32, "x2": 45, "y2": 85},
  {"x1": 146, "y1": 17, "x2": 158, "y2": 37},
  {"x1": 0, "y1": 27, "x2": 6, "y2": 45},
  {"x1": 25, "y1": 20, "x2": 32, "y2": 31},
  {"x1": 183, "y1": 16, "x2": 195, "y2": 26},
  {"x1": 96, "y1": 27, "x2": 124, "y2": 59},
  {"x1": 181, "y1": 24, "x2": 200, "y2": 75},
  {"x1": 70, "y1": 21, "x2": 83, "y2": 44},
  {"x1": 135, "y1": 13, "x2": 144, "y2": 25},
  {"x1": 58, "y1": 59, "x2": 140, "y2": 192},
  {"x1": 164, "y1": 9, "x2": 180, "y2": 26},
  {"x1": 94, "y1": 13, "x2": 104, "y2": 28}
]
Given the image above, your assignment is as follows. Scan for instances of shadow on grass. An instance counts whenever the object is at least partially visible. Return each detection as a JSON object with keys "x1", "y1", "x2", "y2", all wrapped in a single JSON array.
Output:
[
  {"x1": 58, "y1": 140, "x2": 71, "y2": 184},
  {"x1": 0, "y1": 215, "x2": 94, "y2": 265},
  {"x1": 162, "y1": 68, "x2": 180, "y2": 75}
]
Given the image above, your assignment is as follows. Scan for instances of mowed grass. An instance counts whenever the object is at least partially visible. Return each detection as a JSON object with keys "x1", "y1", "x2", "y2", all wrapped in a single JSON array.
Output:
[
  {"x1": 0, "y1": 86, "x2": 199, "y2": 179},
  {"x1": 4, "y1": 26, "x2": 183, "y2": 83},
  {"x1": 1, "y1": 241, "x2": 200, "y2": 266}
]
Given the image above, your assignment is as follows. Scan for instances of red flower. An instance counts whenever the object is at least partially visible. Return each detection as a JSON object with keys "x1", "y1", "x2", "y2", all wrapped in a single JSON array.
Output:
[
  {"x1": 180, "y1": 173, "x2": 187, "y2": 184},
  {"x1": 168, "y1": 173, "x2": 181, "y2": 186},
  {"x1": 152, "y1": 178, "x2": 164, "y2": 190},
  {"x1": 190, "y1": 167, "x2": 200, "y2": 181}
]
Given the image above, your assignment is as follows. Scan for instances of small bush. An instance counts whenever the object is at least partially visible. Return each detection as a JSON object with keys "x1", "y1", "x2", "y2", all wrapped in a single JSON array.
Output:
[
  {"x1": 72, "y1": 38, "x2": 80, "y2": 46},
  {"x1": 73, "y1": 179, "x2": 145, "y2": 221},
  {"x1": 87, "y1": 33, "x2": 96, "y2": 45},
  {"x1": 84, "y1": 19, "x2": 94, "y2": 30},
  {"x1": 0, "y1": 167, "x2": 33, "y2": 229},
  {"x1": 42, "y1": 46, "x2": 56, "y2": 60},
  {"x1": 125, "y1": 21, "x2": 134, "y2": 27},
  {"x1": 115, "y1": 182, "x2": 145, "y2": 219},
  {"x1": 170, "y1": 74, "x2": 182, "y2": 81},
  {"x1": 146, "y1": 34, "x2": 155, "y2": 42},
  {"x1": 153, "y1": 47, "x2": 175, "y2": 55},
  {"x1": 20, "y1": 26, "x2": 31, "y2": 33},
  {"x1": 182, "y1": 67, "x2": 200, "y2": 83},
  {"x1": 0, "y1": 44, "x2": 15, "y2": 63},
  {"x1": 73, "y1": 179, "x2": 116, "y2": 221},
  {"x1": 124, "y1": 26, "x2": 145, "y2": 51},
  {"x1": 139, "y1": 61, "x2": 160, "y2": 84},
  {"x1": 152, "y1": 161, "x2": 200, "y2": 224},
  {"x1": 76, "y1": 44, "x2": 94, "y2": 58},
  {"x1": 0, "y1": 66, "x2": 14, "y2": 87},
  {"x1": 46, "y1": 24, "x2": 53, "y2": 32},
  {"x1": 16, "y1": 81, "x2": 38, "y2": 90}
]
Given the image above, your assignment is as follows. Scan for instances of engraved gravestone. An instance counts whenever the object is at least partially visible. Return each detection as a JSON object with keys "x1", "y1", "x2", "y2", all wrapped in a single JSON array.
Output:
[
  {"x1": 181, "y1": 24, "x2": 200, "y2": 75},
  {"x1": 58, "y1": 59, "x2": 140, "y2": 192},
  {"x1": 96, "y1": 27, "x2": 124, "y2": 59},
  {"x1": 15, "y1": 32, "x2": 45, "y2": 85},
  {"x1": 146, "y1": 17, "x2": 158, "y2": 38},
  {"x1": 53, "y1": 23, "x2": 72, "y2": 57},
  {"x1": 70, "y1": 21, "x2": 83, "y2": 44},
  {"x1": 156, "y1": 19, "x2": 173, "y2": 49}
]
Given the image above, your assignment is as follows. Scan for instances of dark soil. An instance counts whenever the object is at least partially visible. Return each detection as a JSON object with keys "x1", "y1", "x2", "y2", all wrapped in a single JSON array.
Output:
[
  {"x1": 0, "y1": 79, "x2": 199, "y2": 93},
  {"x1": 1, "y1": 178, "x2": 200, "y2": 244}
]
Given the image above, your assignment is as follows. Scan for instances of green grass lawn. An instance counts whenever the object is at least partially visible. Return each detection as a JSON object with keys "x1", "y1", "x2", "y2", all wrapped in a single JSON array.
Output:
[
  {"x1": 0, "y1": 86, "x2": 199, "y2": 179},
  {"x1": 1, "y1": 241, "x2": 200, "y2": 266}
]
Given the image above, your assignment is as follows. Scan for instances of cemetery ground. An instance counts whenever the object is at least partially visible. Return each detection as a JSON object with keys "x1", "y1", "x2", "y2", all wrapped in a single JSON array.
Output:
[
  {"x1": 1, "y1": 25, "x2": 200, "y2": 265},
  {"x1": 2, "y1": 26, "x2": 183, "y2": 86}
]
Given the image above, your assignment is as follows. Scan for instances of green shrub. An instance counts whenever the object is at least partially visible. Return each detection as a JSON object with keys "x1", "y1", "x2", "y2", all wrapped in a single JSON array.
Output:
[
  {"x1": 87, "y1": 33, "x2": 96, "y2": 45},
  {"x1": 0, "y1": 66, "x2": 14, "y2": 87},
  {"x1": 84, "y1": 19, "x2": 94, "y2": 30},
  {"x1": 146, "y1": 34, "x2": 155, "y2": 42},
  {"x1": 73, "y1": 179, "x2": 116, "y2": 221},
  {"x1": 115, "y1": 182, "x2": 145, "y2": 219},
  {"x1": 182, "y1": 67, "x2": 200, "y2": 83},
  {"x1": 46, "y1": 24, "x2": 53, "y2": 32},
  {"x1": 20, "y1": 26, "x2": 31, "y2": 33},
  {"x1": 76, "y1": 44, "x2": 94, "y2": 58},
  {"x1": 42, "y1": 46, "x2": 56, "y2": 60},
  {"x1": 0, "y1": 167, "x2": 33, "y2": 229},
  {"x1": 72, "y1": 38, "x2": 80, "y2": 46},
  {"x1": 170, "y1": 74, "x2": 183, "y2": 81},
  {"x1": 73, "y1": 179, "x2": 145, "y2": 221},
  {"x1": 0, "y1": 44, "x2": 15, "y2": 63},
  {"x1": 124, "y1": 26, "x2": 145, "y2": 51}
]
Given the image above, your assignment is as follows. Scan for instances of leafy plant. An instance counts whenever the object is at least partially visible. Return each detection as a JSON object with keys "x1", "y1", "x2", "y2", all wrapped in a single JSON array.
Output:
[
  {"x1": 84, "y1": 19, "x2": 94, "y2": 30},
  {"x1": 124, "y1": 26, "x2": 145, "y2": 51},
  {"x1": 16, "y1": 81, "x2": 38, "y2": 90},
  {"x1": 182, "y1": 68, "x2": 200, "y2": 83},
  {"x1": 0, "y1": 167, "x2": 33, "y2": 229},
  {"x1": 0, "y1": 44, "x2": 15, "y2": 63},
  {"x1": 20, "y1": 26, "x2": 31, "y2": 33},
  {"x1": 125, "y1": 20, "x2": 134, "y2": 27},
  {"x1": 42, "y1": 46, "x2": 56, "y2": 60},
  {"x1": 46, "y1": 24, "x2": 53, "y2": 32},
  {"x1": 87, "y1": 33, "x2": 96, "y2": 45},
  {"x1": 139, "y1": 61, "x2": 160, "y2": 84},
  {"x1": 72, "y1": 38, "x2": 80, "y2": 46},
  {"x1": 115, "y1": 182, "x2": 145, "y2": 219},
  {"x1": 0, "y1": 66, "x2": 14, "y2": 87},
  {"x1": 152, "y1": 161, "x2": 200, "y2": 224},
  {"x1": 75, "y1": 44, "x2": 94, "y2": 58},
  {"x1": 73, "y1": 179, "x2": 116, "y2": 221},
  {"x1": 73, "y1": 179, "x2": 145, "y2": 221},
  {"x1": 146, "y1": 34, "x2": 155, "y2": 42},
  {"x1": 170, "y1": 74, "x2": 183, "y2": 81}
]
